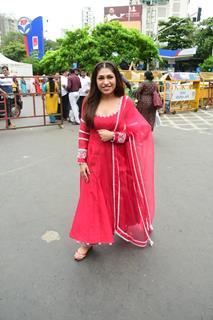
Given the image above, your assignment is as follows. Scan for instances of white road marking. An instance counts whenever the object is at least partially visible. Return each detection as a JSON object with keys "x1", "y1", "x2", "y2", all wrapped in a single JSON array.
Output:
[{"x1": 160, "y1": 109, "x2": 213, "y2": 135}]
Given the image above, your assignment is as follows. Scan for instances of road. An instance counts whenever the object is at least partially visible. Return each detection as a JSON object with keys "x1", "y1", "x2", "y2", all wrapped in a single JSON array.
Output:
[{"x1": 0, "y1": 109, "x2": 213, "y2": 320}]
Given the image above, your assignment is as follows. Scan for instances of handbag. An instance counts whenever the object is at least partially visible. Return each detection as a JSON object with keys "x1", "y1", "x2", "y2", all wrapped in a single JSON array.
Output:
[{"x1": 153, "y1": 91, "x2": 162, "y2": 109}]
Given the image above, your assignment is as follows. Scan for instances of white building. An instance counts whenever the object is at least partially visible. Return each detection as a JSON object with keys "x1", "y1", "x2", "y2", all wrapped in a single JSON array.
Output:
[
  {"x1": 82, "y1": 7, "x2": 95, "y2": 28},
  {"x1": 129, "y1": 0, "x2": 190, "y2": 37}
]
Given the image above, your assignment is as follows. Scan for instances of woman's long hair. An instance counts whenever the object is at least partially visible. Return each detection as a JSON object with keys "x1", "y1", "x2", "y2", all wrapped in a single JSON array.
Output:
[
  {"x1": 84, "y1": 61, "x2": 125, "y2": 129},
  {"x1": 48, "y1": 77, "x2": 55, "y2": 97}
]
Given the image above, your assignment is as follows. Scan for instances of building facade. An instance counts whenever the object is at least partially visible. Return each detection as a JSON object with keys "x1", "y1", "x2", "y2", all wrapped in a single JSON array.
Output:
[
  {"x1": 0, "y1": 14, "x2": 17, "y2": 45},
  {"x1": 82, "y1": 7, "x2": 95, "y2": 28},
  {"x1": 129, "y1": 0, "x2": 190, "y2": 37}
]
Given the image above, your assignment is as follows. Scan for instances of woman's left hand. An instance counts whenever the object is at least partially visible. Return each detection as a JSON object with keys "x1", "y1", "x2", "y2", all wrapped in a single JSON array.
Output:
[{"x1": 97, "y1": 129, "x2": 114, "y2": 142}]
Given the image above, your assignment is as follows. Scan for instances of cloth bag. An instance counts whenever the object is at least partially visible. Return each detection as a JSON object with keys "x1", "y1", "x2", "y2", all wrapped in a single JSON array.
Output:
[{"x1": 153, "y1": 91, "x2": 162, "y2": 109}]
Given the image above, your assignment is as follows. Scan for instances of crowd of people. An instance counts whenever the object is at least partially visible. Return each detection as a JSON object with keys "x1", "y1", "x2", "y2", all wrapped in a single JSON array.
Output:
[{"x1": 0, "y1": 64, "x2": 162, "y2": 131}]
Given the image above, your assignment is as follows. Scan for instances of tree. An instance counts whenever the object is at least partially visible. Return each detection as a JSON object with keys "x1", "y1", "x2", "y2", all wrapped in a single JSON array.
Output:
[
  {"x1": 200, "y1": 56, "x2": 213, "y2": 71},
  {"x1": 195, "y1": 17, "x2": 213, "y2": 60},
  {"x1": 44, "y1": 39, "x2": 60, "y2": 52},
  {"x1": 1, "y1": 32, "x2": 26, "y2": 62},
  {"x1": 158, "y1": 17, "x2": 196, "y2": 49},
  {"x1": 92, "y1": 22, "x2": 159, "y2": 65},
  {"x1": 40, "y1": 22, "x2": 159, "y2": 74}
]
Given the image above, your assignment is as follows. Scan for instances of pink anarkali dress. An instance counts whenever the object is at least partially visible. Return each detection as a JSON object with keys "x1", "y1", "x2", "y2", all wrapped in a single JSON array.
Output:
[{"x1": 69, "y1": 96, "x2": 155, "y2": 247}]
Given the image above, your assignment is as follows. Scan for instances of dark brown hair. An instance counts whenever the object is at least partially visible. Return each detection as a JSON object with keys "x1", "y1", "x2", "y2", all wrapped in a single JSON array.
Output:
[{"x1": 84, "y1": 61, "x2": 124, "y2": 129}]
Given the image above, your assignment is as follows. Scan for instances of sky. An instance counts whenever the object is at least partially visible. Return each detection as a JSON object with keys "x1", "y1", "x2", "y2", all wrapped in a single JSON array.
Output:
[{"x1": 0, "y1": 0, "x2": 212, "y2": 40}]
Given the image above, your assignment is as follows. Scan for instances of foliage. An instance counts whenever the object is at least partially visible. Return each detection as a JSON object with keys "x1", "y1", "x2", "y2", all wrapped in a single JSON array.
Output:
[
  {"x1": 200, "y1": 56, "x2": 213, "y2": 71},
  {"x1": 195, "y1": 18, "x2": 213, "y2": 60},
  {"x1": 44, "y1": 39, "x2": 60, "y2": 52},
  {"x1": 1, "y1": 32, "x2": 26, "y2": 62},
  {"x1": 158, "y1": 17, "x2": 196, "y2": 49},
  {"x1": 22, "y1": 52, "x2": 43, "y2": 74},
  {"x1": 40, "y1": 22, "x2": 159, "y2": 74}
]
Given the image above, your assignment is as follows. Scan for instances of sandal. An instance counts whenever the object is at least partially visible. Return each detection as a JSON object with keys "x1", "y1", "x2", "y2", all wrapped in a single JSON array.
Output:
[{"x1": 74, "y1": 246, "x2": 92, "y2": 261}]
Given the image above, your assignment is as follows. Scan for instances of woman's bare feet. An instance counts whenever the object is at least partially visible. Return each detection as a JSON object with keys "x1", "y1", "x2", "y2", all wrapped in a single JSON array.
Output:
[{"x1": 74, "y1": 245, "x2": 92, "y2": 261}]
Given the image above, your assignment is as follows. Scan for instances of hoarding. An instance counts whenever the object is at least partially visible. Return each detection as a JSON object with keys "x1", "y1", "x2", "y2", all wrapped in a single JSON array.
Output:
[{"x1": 104, "y1": 5, "x2": 142, "y2": 31}]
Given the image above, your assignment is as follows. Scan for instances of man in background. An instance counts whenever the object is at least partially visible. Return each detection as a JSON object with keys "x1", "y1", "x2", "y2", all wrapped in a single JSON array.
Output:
[
  {"x1": 67, "y1": 69, "x2": 81, "y2": 124},
  {"x1": 0, "y1": 65, "x2": 15, "y2": 128}
]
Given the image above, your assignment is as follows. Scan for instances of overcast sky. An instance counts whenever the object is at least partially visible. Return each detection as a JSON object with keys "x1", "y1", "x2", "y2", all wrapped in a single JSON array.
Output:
[{"x1": 0, "y1": 0, "x2": 212, "y2": 40}]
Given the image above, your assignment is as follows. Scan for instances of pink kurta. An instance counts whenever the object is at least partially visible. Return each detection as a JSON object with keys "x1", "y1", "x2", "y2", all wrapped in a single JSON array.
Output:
[{"x1": 69, "y1": 96, "x2": 155, "y2": 247}]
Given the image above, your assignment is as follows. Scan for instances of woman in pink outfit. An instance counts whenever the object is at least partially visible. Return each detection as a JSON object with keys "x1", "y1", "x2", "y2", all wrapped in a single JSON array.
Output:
[{"x1": 69, "y1": 61, "x2": 155, "y2": 261}]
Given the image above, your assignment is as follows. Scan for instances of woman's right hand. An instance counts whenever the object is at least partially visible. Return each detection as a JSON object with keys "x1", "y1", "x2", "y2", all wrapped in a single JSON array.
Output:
[{"x1": 79, "y1": 163, "x2": 90, "y2": 183}]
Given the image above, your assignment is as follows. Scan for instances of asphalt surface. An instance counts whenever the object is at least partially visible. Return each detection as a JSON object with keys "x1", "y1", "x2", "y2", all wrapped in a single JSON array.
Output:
[{"x1": 0, "y1": 112, "x2": 213, "y2": 320}]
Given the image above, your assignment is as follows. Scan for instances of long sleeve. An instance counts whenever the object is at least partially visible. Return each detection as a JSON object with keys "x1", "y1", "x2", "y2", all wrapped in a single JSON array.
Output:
[
  {"x1": 112, "y1": 131, "x2": 128, "y2": 144},
  {"x1": 77, "y1": 116, "x2": 90, "y2": 164}
]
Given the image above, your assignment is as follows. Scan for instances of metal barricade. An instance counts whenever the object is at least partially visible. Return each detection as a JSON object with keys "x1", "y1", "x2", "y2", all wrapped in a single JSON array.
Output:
[{"x1": 0, "y1": 76, "x2": 64, "y2": 130}]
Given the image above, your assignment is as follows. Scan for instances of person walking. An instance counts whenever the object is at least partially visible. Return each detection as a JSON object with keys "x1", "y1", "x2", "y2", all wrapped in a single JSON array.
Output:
[
  {"x1": 69, "y1": 61, "x2": 155, "y2": 261},
  {"x1": 44, "y1": 76, "x2": 58, "y2": 123},
  {"x1": 135, "y1": 71, "x2": 158, "y2": 131},
  {"x1": 77, "y1": 69, "x2": 90, "y2": 118},
  {"x1": 60, "y1": 70, "x2": 70, "y2": 120},
  {"x1": 67, "y1": 69, "x2": 81, "y2": 124}
]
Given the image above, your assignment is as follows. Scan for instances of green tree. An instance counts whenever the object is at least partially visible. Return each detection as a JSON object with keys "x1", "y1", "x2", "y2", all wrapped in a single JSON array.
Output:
[
  {"x1": 44, "y1": 39, "x2": 60, "y2": 52},
  {"x1": 40, "y1": 22, "x2": 159, "y2": 74},
  {"x1": 92, "y1": 22, "x2": 159, "y2": 65},
  {"x1": 195, "y1": 17, "x2": 213, "y2": 60},
  {"x1": 1, "y1": 32, "x2": 26, "y2": 61},
  {"x1": 200, "y1": 56, "x2": 213, "y2": 71},
  {"x1": 158, "y1": 17, "x2": 196, "y2": 49}
]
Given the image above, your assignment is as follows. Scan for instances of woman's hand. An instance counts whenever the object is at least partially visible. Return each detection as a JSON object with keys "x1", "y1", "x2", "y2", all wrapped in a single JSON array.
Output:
[
  {"x1": 97, "y1": 129, "x2": 114, "y2": 142},
  {"x1": 79, "y1": 163, "x2": 90, "y2": 183}
]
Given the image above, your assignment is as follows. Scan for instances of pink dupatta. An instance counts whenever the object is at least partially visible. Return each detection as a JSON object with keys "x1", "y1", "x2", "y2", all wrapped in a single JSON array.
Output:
[{"x1": 113, "y1": 96, "x2": 155, "y2": 247}]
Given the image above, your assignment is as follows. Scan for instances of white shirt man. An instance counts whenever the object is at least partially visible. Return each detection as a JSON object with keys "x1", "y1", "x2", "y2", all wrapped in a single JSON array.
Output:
[{"x1": 78, "y1": 71, "x2": 91, "y2": 118}]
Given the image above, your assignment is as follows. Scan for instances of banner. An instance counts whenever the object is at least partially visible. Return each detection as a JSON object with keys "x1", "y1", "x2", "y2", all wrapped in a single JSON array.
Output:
[{"x1": 104, "y1": 5, "x2": 142, "y2": 22}]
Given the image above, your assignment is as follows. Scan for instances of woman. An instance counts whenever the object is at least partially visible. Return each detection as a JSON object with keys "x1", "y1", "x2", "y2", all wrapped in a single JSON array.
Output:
[
  {"x1": 34, "y1": 76, "x2": 41, "y2": 95},
  {"x1": 44, "y1": 76, "x2": 58, "y2": 123},
  {"x1": 69, "y1": 61, "x2": 155, "y2": 261},
  {"x1": 135, "y1": 71, "x2": 158, "y2": 131},
  {"x1": 20, "y1": 77, "x2": 27, "y2": 96}
]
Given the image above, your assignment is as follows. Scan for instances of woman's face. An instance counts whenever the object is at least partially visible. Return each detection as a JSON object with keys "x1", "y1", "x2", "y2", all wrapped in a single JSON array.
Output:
[{"x1": 96, "y1": 67, "x2": 116, "y2": 96}]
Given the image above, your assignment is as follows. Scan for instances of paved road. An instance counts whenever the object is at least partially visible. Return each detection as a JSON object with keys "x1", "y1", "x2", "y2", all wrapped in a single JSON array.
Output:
[
  {"x1": 160, "y1": 108, "x2": 213, "y2": 135},
  {"x1": 0, "y1": 113, "x2": 213, "y2": 320}
]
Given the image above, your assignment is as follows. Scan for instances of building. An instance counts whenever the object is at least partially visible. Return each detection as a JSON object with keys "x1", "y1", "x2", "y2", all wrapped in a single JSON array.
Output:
[
  {"x1": 129, "y1": 0, "x2": 190, "y2": 37},
  {"x1": 0, "y1": 14, "x2": 18, "y2": 45},
  {"x1": 82, "y1": 7, "x2": 95, "y2": 28}
]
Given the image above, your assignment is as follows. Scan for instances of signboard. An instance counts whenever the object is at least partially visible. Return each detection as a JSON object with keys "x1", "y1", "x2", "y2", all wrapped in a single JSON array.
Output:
[
  {"x1": 17, "y1": 17, "x2": 31, "y2": 35},
  {"x1": 171, "y1": 89, "x2": 196, "y2": 101},
  {"x1": 104, "y1": 5, "x2": 142, "y2": 22},
  {"x1": 32, "y1": 36, "x2": 39, "y2": 50}
]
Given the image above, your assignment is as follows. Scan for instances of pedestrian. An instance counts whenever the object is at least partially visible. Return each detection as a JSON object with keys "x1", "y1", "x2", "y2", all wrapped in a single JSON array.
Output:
[
  {"x1": 44, "y1": 76, "x2": 58, "y2": 123},
  {"x1": 67, "y1": 69, "x2": 81, "y2": 124},
  {"x1": 34, "y1": 76, "x2": 41, "y2": 95},
  {"x1": 135, "y1": 71, "x2": 158, "y2": 131},
  {"x1": 69, "y1": 61, "x2": 155, "y2": 261},
  {"x1": 60, "y1": 70, "x2": 70, "y2": 120},
  {"x1": 0, "y1": 66, "x2": 16, "y2": 128},
  {"x1": 78, "y1": 69, "x2": 90, "y2": 118},
  {"x1": 20, "y1": 77, "x2": 27, "y2": 96}
]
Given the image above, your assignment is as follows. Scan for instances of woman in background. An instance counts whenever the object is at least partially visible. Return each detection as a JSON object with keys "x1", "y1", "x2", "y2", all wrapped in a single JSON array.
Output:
[
  {"x1": 135, "y1": 71, "x2": 158, "y2": 131},
  {"x1": 20, "y1": 77, "x2": 27, "y2": 96},
  {"x1": 44, "y1": 76, "x2": 58, "y2": 123}
]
